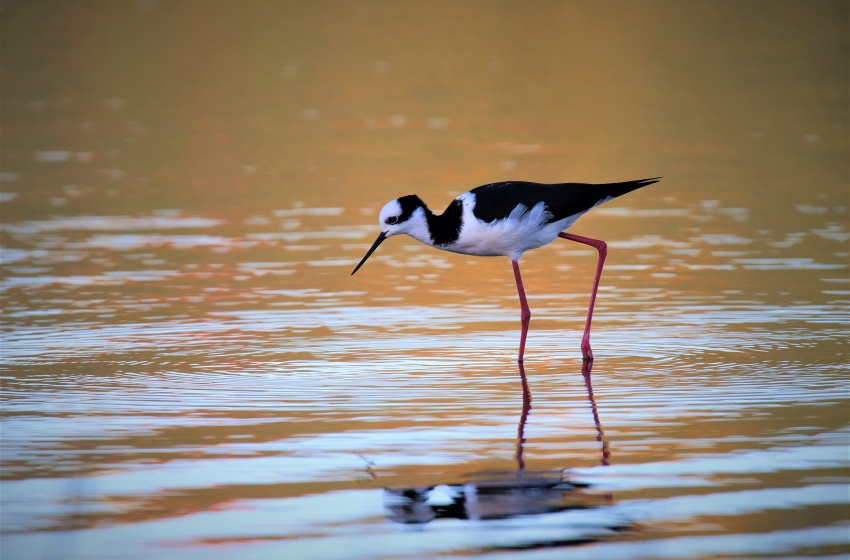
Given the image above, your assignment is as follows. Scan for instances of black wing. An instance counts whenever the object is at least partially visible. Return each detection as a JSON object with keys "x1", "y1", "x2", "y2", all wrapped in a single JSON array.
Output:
[{"x1": 469, "y1": 178, "x2": 660, "y2": 224}]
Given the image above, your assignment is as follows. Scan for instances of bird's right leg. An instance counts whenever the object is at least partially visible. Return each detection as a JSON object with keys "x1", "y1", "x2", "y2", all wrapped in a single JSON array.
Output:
[
  {"x1": 511, "y1": 260, "x2": 531, "y2": 363},
  {"x1": 558, "y1": 232, "x2": 608, "y2": 361}
]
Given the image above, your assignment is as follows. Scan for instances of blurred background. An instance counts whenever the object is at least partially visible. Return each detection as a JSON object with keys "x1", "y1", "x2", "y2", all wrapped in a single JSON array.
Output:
[
  {"x1": 1, "y1": 1, "x2": 848, "y2": 559},
  {"x1": 3, "y1": 1, "x2": 845, "y2": 215}
]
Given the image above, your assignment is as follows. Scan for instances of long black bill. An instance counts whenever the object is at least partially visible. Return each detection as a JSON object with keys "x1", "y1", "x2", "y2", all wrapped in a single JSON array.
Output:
[{"x1": 351, "y1": 231, "x2": 388, "y2": 275}]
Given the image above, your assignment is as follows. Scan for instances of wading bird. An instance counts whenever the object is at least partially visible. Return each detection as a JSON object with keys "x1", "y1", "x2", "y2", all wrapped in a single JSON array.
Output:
[{"x1": 352, "y1": 178, "x2": 660, "y2": 363}]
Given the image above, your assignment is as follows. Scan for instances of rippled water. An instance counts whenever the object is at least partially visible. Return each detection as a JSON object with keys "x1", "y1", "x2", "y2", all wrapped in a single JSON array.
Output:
[
  {"x1": 2, "y1": 2, "x2": 848, "y2": 559},
  {"x1": 3, "y1": 197, "x2": 847, "y2": 558}
]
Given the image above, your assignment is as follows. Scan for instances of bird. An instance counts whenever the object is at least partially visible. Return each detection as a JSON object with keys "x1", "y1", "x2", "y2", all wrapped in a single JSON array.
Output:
[{"x1": 351, "y1": 178, "x2": 661, "y2": 363}]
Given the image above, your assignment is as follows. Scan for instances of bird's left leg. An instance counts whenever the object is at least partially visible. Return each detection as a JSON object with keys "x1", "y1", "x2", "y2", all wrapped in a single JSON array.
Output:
[
  {"x1": 558, "y1": 232, "x2": 607, "y2": 361},
  {"x1": 511, "y1": 260, "x2": 531, "y2": 363}
]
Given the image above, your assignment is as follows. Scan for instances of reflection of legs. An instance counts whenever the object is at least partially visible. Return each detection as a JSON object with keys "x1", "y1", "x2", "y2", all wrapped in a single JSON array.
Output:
[
  {"x1": 581, "y1": 362, "x2": 610, "y2": 467},
  {"x1": 558, "y1": 232, "x2": 607, "y2": 361},
  {"x1": 515, "y1": 361, "x2": 532, "y2": 471},
  {"x1": 511, "y1": 260, "x2": 531, "y2": 363}
]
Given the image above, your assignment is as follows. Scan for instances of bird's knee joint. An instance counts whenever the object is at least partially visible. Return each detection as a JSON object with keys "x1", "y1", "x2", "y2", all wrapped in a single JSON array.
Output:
[{"x1": 597, "y1": 241, "x2": 608, "y2": 256}]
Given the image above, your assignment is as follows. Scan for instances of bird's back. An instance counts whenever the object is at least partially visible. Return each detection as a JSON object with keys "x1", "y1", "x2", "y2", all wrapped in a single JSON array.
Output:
[{"x1": 469, "y1": 179, "x2": 659, "y2": 224}]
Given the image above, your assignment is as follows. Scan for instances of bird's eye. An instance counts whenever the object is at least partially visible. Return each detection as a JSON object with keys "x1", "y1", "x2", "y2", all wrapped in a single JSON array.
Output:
[{"x1": 386, "y1": 216, "x2": 398, "y2": 225}]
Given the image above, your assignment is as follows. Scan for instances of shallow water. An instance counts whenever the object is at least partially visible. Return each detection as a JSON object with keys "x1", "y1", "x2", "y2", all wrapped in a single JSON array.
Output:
[{"x1": 1, "y1": 1, "x2": 848, "y2": 559}]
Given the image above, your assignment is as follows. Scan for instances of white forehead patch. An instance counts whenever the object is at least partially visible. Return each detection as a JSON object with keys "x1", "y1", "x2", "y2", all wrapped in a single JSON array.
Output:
[{"x1": 378, "y1": 199, "x2": 403, "y2": 225}]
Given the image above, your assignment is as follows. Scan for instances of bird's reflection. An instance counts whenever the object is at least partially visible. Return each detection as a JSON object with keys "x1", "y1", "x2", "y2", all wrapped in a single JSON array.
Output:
[
  {"x1": 515, "y1": 360, "x2": 608, "y2": 469},
  {"x1": 384, "y1": 361, "x2": 611, "y2": 525},
  {"x1": 581, "y1": 361, "x2": 610, "y2": 467},
  {"x1": 514, "y1": 359, "x2": 533, "y2": 470}
]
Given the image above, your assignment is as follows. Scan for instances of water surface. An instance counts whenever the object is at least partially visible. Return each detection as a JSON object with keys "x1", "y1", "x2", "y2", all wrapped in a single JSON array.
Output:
[{"x1": 1, "y1": 1, "x2": 848, "y2": 559}]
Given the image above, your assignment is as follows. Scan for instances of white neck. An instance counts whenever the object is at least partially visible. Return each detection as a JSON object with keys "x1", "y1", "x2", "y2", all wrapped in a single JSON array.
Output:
[{"x1": 400, "y1": 208, "x2": 435, "y2": 247}]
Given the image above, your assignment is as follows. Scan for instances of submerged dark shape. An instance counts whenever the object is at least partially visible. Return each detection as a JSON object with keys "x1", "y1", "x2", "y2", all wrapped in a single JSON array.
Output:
[{"x1": 383, "y1": 469, "x2": 593, "y2": 525}]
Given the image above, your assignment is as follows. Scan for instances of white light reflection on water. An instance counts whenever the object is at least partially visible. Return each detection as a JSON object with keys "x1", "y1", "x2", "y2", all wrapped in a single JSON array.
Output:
[{"x1": 1, "y1": 215, "x2": 224, "y2": 234}]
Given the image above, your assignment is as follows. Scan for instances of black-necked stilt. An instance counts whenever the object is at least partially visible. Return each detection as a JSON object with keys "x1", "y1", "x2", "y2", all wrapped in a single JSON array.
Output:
[{"x1": 352, "y1": 178, "x2": 660, "y2": 362}]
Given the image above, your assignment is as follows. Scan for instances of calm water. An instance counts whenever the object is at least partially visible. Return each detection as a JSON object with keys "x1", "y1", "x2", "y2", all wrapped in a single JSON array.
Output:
[{"x1": 1, "y1": 2, "x2": 848, "y2": 559}]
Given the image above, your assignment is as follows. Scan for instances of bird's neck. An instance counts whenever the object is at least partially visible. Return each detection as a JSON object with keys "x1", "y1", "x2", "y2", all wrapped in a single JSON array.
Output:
[{"x1": 420, "y1": 199, "x2": 463, "y2": 247}]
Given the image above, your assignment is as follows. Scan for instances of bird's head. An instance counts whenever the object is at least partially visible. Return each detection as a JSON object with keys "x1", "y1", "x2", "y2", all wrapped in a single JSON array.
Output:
[{"x1": 352, "y1": 195, "x2": 427, "y2": 275}]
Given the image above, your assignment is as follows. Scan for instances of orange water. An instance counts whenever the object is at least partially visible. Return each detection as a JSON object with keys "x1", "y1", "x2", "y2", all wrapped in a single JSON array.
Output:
[{"x1": 2, "y1": 2, "x2": 848, "y2": 558}]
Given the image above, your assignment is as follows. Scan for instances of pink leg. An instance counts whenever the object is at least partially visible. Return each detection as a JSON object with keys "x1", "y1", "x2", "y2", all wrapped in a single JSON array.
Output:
[
  {"x1": 558, "y1": 232, "x2": 608, "y2": 361},
  {"x1": 511, "y1": 260, "x2": 531, "y2": 363}
]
